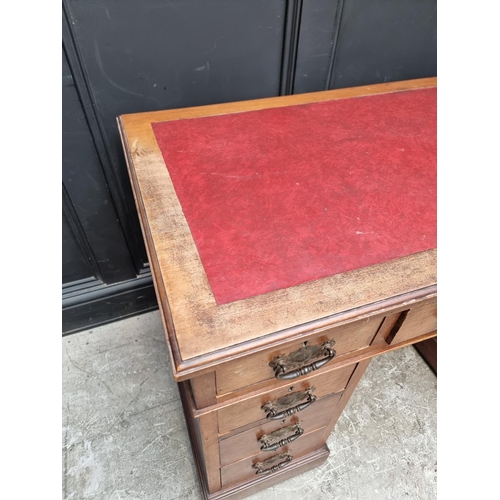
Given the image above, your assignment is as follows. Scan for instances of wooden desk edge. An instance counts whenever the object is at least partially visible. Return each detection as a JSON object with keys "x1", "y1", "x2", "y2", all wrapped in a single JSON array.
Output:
[
  {"x1": 118, "y1": 78, "x2": 437, "y2": 382},
  {"x1": 120, "y1": 77, "x2": 436, "y2": 125}
]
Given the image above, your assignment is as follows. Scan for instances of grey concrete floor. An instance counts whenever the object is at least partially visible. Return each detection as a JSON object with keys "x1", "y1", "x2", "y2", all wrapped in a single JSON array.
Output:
[{"x1": 63, "y1": 311, "x2": 437, "y2": 500}]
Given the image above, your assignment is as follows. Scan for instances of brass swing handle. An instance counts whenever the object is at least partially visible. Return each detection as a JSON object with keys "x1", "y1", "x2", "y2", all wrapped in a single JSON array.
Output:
[
  {"x1": 269, "y1": 340, "x2": 336, "y2": 380},
  {"x1": 262, "y1": 387, "x2": 317, "y2": 420},
  {"x1": 258, "y1": 423, "x2": 304, "y2": 451},
  {"x1": 252, "y1": 452, "x2": 293, "y2": 475}
]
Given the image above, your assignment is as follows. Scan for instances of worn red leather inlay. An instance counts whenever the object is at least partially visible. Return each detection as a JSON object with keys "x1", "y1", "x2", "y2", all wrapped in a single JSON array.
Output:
[{"x1": 152, "y1": 88, "x2": 436, "y2": 304}]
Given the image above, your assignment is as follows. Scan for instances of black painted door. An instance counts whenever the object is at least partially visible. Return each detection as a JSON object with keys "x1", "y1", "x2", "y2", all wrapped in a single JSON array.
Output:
[{"x1": 62, "y1": 0, "x2": 436, "y2": 334}]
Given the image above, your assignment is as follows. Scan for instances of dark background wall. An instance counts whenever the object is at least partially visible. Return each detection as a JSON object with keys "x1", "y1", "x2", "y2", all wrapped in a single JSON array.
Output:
[{"x1": 62, "y1": 0, "x2": 436, "y2": 335}]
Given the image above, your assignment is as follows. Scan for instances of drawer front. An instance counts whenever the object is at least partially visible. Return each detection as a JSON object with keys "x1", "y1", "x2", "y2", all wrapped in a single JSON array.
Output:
[
  {"x1": 389, "y1": 297, "x2": 437, "y2": 345},
  {"x1": 219, "y1": 391, "x2": 342, "y2": 466},
  {"x1": 218, "y1": 362, "x2": 354, "y2": 435},
  {"x1": 221, "y1": 426, "x2": 327, "y2": 488},
  {"x1": 216, "y1": 314, "x2": 383, "y2": 396}
]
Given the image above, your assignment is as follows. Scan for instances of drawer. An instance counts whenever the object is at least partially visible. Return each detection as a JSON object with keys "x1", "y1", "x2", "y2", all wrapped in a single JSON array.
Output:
[
  {"x1": 216, "y1": 314, "x2": 383, "y2": 396},
  {"x1": 218, "y1": 362, "x2": 354, "y2": 435},
  {"x1": 221, "y1": 426, "x2": 327, "y2": 488},
  {"x1": 388, "y1": 297, "x2": 437, "y2": 345},
  {"x1": 220, "y1": 391, "x2": 342, "y2": 466}
]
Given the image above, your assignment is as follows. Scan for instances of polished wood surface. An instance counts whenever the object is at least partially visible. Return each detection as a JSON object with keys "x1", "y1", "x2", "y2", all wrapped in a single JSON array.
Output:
[
  {"x1": 388, "y1": 297, "x2": 437, "y2": 345},
  {"x1": 221, "y1": 426, "x2": 327, "y2": 488},
  {"x1": 190, "y1": 371, "x2": 217, "y2": 408},
  {"x1": 187, "y1": 294, "x2": 436, "y2": 411},
  {"x1": 118, "y1": 77, "x2": 437, "y2": 381},
  {"x1": 219, "y1": 392, "x2": 342, "y2": 467},
  {"x1": 414, "y1": 337, "x2": 437, "y2": 374},
  {"x1": 191, "y1": 330, "x2": 436, "y2": 421},
  {"x1": 178, "y1": 380, "x2": 221, "y2": 494},
  {"x1": 217, "y1": 364, "x2": 353, "y2": 435},
  {"x1": 122, "y1": 77, "x2": 436, "y2": 127},
  {"x1": 206, "y1": 447, "x2": 330, "y2": 500},
  {"x1": 215, "y1": 313, "x2": 382, "y2": 396},
  {"x1": 119, "y1": 78, "x2": 437, "y2": 500}
]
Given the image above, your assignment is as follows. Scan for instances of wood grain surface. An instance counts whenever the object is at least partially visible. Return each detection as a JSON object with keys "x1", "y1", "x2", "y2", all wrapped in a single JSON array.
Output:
[
  {"x1": 414, "y1": 337, "x2": 437, "y2": 374},
  {"x1": 219, "y1": 391, "x2": 342, "y2": 467},
  {"x1": 203, "y1": 447, "x2": 330, "y2": 500},
  {"x1": 118, "y1": 77, "x2": 437, "y2": 380},
  {"x1": 215, "y1": 313, "x2": 382, "y2": 396},
  {"x1": 221, "y1": 426, "x2": 327, "y2": 488},
  {"x1": 388, "y1": 297, "x2": 437, "y2": 345},
  {"x1": 217, "y1": 364, "x2": 354, "y2": 435}
]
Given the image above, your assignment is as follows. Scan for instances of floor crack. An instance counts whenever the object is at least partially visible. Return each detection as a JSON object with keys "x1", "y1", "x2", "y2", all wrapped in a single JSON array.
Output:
[{"x1": 65, "y1": 347, "x2": 114, "y2": 394}]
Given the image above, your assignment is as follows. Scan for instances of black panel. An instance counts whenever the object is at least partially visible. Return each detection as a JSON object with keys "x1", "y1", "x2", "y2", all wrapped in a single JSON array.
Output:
[
  {"x1": 61, "y1": 0, "x2": 436, "y2": 335},
  {"x1": 63, "y1": 48, "x2": 136, "y2": 284},
  {"x1": 64, "y1": 0, "x2": 287, "y2": 271},
  {"x1": 280, "y1": 0, "x2": 303, "y2": 95},
  {"x1": 62, "y1": 275, "x2": 158, "y2": 335},
  {"x1": 293, "y1": 0, "x2": 340, "y2": 94},
  {"x1": 330, "y1": 0, "x2": 437, "y2": 89},
  {"x1": 63, "y1": 9, "x2": 148, "y2": 273},
  {"x1": 66, "y1": 0, "x2": 286, "y2": 112},
  {"x1": 62, "y1": 208, "x2": 93, "y2": 284}
]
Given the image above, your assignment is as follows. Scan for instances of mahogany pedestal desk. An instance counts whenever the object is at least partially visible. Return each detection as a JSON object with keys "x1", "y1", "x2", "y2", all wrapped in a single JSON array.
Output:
[{"x1": 118, "y1": 78, "x2": 437, "y2": 500}]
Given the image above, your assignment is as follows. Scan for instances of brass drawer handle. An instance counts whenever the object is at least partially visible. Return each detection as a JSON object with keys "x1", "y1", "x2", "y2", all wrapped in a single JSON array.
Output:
[
  {"x1": 252, "y1": 452, "x2": 293, "y2": 475},
  {"x1": 259, "y1": 422, "x2": 304, "y2": 451},
  {"x1": 269, "y1": 340, "x2": 336, "y2": 380},
  {"x1": 262, "y1": 387, "x2": 316, "y2": 420}
]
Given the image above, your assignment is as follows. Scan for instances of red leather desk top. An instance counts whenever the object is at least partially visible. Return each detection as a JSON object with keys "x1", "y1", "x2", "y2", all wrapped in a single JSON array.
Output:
[{"x1": 152, "y1": 87, "x2": 436, "y2": 305}]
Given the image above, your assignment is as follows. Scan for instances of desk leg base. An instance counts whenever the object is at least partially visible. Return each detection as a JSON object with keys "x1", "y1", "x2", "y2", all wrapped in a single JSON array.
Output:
[
  {"x1": 414, "y1": 336, "x2": 437, "y2": 374},
  {"x1": 179, "y1": 380, "x2": 330, "y2": 500},
  {"x1": 202, "y1": 446, "x2": 330, "y2": 500}
]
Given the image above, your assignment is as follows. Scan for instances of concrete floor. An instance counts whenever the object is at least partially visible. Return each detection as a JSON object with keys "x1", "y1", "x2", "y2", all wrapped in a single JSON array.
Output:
[{"x1": 62, "y1": 311, "x2": 437, "y2": 500}]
